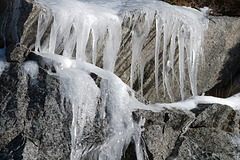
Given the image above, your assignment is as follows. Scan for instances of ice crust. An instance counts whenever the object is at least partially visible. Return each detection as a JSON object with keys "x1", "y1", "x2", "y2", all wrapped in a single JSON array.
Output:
[
  {"x1": 21, "y1": 61, "x2": 39, "y2": 85},
  {"x1": 41, "y1": 54, "x2": 146, "y2": 159},
  {"x1": 38, "y1": 53, "x2": 240, "y2": 160},
  {"x1": 32, "y1": 0, "x2": 239, "y2": 159},
  {"x1": 35, "y1": 0, "x2": 209, "y2": 100}
]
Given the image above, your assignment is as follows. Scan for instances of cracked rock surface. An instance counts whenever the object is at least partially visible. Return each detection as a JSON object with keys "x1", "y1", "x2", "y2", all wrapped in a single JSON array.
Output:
[{"x1": 132, "y1": 104, "x2": 240, "y2": 159}]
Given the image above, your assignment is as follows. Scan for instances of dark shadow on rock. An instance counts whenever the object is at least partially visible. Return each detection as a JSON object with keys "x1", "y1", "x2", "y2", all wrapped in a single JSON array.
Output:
[
  {"x1": 165, "y1": 136, "x2": 185, "y2": 160},
  {"x1": 122, "y1": 141, "x2": 137, "y2": 160},
  {"x1": 206, "y1": 41, "x2": 240, "y2": 97},
  {"x1": 0, "y1": 133, "x2": 26, "y2": 160},
  {"x1": 122, "y1": 139, "x2": 153, "y2": 160},
  {"x1": 144, "y1": 139, "x2": 154, "y2": 160},
  {"x1": 190, "y1": 104, "x2": 211, "y2": 117}
]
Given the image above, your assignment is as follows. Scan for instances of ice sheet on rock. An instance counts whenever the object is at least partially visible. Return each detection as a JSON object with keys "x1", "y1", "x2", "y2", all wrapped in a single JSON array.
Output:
[
  {"x1": 73, "y1": 62, "x2": 146, "y2": 160},
  {"x1": 153, "y1": 3, "x2": 208, "y2": 100},
  {"x1": 41, "y1": 54, "x2": 147, "y2": 159},
  {"x1": 35, "y1": 0, "x2": 122, "y2": 72},
  {"x1": 0, "y1": 46, "x2": 9, "y2": 77},
  {"x1": 55, "y1": 67, "x2": 100, "y2": 159},
  {"x1": 34, "y1": 0, "x2": 210, "y2": 159},
  {"x1": 21, "y1": 61, "x2": 39, "y2": 85},
  {"x1": 138, "y1": 93, "x2": 240, "y2": 112},
  {"x1": 0, "y1": 58, "x2": 9, "y2": 77},
  {"x1": 40, "y1": 52, "x2": 240, "y2": 160},
  {"x1": 128, "y1": 9, "x2": 154, "y2": 94},
  {"x1": 35, "y1": 0, "x2": 208, "y2": 101}
]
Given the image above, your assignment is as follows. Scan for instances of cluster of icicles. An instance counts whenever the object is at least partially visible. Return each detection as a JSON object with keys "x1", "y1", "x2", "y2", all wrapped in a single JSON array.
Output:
[{"x1": 29, "y1": 0, "x2": 239, "y2": 159}]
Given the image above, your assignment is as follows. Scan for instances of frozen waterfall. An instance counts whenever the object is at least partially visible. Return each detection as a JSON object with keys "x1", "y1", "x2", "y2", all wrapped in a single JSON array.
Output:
[{"x1": 32, "y1": 0, "x2": 221, "y2": 159}]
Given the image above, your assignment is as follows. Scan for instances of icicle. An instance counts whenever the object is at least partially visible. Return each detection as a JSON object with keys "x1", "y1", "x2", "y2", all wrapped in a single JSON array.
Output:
[
  {"x1": 103, "y1": 17, "x2": 122, "y2": 72},
  {"x1": 165, "y1": 60, "x2": 175, "y2": 102},
  {"x1": 35, "y1": 10, "x2": 52, "y2": 53},
  {"x1": 169, "y1": 32, "x2": 178, "y2": 85},
  {"x1": 178, "y1": 25, "x2": 186, "y2": 100},
  {"x1": 130, "y1": 10, "x2": 154, "y2": 89},
  {"x1": 75, "y1": 18, "x2": 91, "y2": 61},
  {"x1": 91, "y1": 30, "x2": 97, "y2": 65},
  {"x1": 54, "y1": 66, "x2": 100, "y2": 160},
  {"x1": 162, "y1": 20, "x2": 168, "y2": 98},
  {"x1": 140, "y1": 61, "x2": 145, "y2": 97},
  {"x1": 154, "y1": 14, "x2": 162, "y2": 99}
]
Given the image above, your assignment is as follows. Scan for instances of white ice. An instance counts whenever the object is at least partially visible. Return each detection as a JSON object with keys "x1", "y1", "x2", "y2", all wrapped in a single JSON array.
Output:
[
  {"x1": 38, "y1": 51, "x2": 240, "y2": 160},
  {"x1": 0, "y1": 46, "x2": 9, "y2": 77},
  {"x1": 35, "y1": 0, "x2": 208, "y2": 101},
  {"x1": 21, "y1": 61, "x2": 39, "y2": 85},
  {"x1": 40, "y1": 53, "x2": 146, "y2": 159},
  {"x1": 0, "y1": 54, "x2": 9, "y2": 77}
]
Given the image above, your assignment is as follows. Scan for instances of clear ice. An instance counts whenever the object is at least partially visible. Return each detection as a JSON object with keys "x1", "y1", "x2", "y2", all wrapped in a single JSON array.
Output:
[{"x1": 33, "y1": 0, "x2": 212, "y2": 159}]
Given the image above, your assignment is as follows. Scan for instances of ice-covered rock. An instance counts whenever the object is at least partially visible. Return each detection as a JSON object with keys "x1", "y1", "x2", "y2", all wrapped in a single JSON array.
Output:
[{"x1": 1, "y1": 0, "x2": 240, "y2": 160}]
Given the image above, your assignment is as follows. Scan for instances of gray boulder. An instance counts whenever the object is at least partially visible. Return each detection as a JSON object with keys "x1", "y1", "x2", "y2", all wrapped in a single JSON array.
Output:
[
  {"x1": 134, "y1": 104, "x2": 240, "y2": 159},
  {"x1": 0, "y1": 60, "x2": 72, "y2": 159}
]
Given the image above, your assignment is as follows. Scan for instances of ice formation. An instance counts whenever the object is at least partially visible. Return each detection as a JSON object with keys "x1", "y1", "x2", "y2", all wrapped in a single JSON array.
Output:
[
  {"x1": 21, "y1": 61, "x2": 39, "y2": 85},
  {"x1": 33, "y1": 0, "x2": 214, "y2": 159},
  {"x1": 0, "y1": 56, "x2": 9, "y2": 77},
  {"x1": 35, "y1": 0, "x2": 209, "y2": 100}
]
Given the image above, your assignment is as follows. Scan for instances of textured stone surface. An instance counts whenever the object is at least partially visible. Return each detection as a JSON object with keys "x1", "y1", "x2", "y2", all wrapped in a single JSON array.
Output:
[
  {"x1": 0, "y1": 62, "x2": 72, "y2": 159},
  {"x1": 0, "y1": 0, "x2": 41, "y2": 62},
  {"x1": 134, "y1": 104, "x2": 240, "y2": 159},
  {"x1": 134, "y1": 109, "x2": 194, "y2": 159},
  {"x1": 204, "y1": 16, "x2": 240, "y2": 97}
]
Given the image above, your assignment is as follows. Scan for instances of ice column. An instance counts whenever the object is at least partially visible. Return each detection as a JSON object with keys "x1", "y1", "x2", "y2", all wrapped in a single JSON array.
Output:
[
  {"x1": 153, "y1": 4, "x2": 208, "y2": 101},
  {"x1": 35, "y1": 0, "x2": 122, "y2": 72}
]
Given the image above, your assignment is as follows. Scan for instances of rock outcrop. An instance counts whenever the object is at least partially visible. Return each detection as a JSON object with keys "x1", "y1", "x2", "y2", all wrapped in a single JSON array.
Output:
[
  {"x1": 1, "y1": 0, "x2": 240, "y2": 159},
  {"x1": 134, "y1": 104, "x2": 240, "y2": 159},
  {"x1": 1, "y1": 0, "x2": 240, "y2": 103},
  {"x1": 0, "y1": 61, "x2": 72, "y2": 159}
]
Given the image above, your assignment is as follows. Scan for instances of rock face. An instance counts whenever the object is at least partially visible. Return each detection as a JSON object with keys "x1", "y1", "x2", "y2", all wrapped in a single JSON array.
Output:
[
  {"x1": 135, "y1": 104, "x2": 240, "y2": 159},
  {"x1": 1, "y1": 0, "x2": 240, "y2": 159},
  {"x1": 1, "y1": 0, "x2": 240, "y2": 102},
  {"x1": 204, "y1": 16, "x2": 240, "y2": 97},
  {"x1": 0, "y1": 61, "x2": 72, "y2": 159}
]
